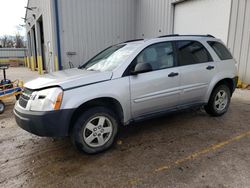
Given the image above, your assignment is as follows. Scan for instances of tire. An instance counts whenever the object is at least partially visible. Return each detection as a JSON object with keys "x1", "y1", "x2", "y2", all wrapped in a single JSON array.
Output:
[
  {"x1": 205, "y1": 84, "x2": 231, "y2": 116},
  {"x1": 70, "y1": 107, "x2": 119, "y2": 154},
  {"x1": 0, "y1": 100, "x2": 5, "y2": 114}
]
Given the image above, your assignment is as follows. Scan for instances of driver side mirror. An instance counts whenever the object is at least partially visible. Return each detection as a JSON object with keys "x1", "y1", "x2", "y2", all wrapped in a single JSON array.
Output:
[{"x1": 131, "y1": 63, "x2": 153, "y2": 75}]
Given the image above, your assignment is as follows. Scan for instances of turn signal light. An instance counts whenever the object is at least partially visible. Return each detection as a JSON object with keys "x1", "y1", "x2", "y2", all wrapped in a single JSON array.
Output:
[{"x1": 53, "y1": 92, "x2": 63, "y2": 110}]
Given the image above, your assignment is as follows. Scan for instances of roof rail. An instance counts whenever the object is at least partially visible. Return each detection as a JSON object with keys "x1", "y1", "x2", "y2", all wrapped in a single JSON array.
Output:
[
  {"x1": 206, "y1": 34, "x2": 215, "y2": 38},
  {"x1": 158, "y1": 34, "x2": 179, "y2": 38},
  {"x1": 158, "y1": 34, "x2": 215, "y2": 38},
  {"x1": 123, "y1": 39, "x2": 144, "y2": 43}
]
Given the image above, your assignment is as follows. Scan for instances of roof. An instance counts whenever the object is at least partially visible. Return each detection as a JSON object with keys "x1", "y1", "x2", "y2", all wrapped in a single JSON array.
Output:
[{"x1": 122, "y1": 34, "x2": 219, "y2": 46}]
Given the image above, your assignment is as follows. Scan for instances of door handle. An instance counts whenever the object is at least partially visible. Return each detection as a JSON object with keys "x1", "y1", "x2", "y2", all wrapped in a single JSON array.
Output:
[
  {"x1": 168, "y1": 72, "x2": 179, "y2": 77},
  {"x1": 206, "y1": 65, "x2": 215, "y2": 70}
]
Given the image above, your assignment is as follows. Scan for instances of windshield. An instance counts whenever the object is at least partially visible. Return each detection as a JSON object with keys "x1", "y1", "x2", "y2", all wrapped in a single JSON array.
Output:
[{"x1": 80, "y1": 43, "x2": 141, "y2": 72}]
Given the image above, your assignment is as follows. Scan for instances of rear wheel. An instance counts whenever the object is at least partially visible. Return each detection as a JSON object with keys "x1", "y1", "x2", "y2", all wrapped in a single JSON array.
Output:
[
  {"x1": 0, "y1": 100, "x2": 5, "y2": 114},
  {"x1": 205, "y1": 85, "x2": 231, "y2": 116},
  {"x1": 71, "y1": 107, "x2": 119, "y2": 154}
]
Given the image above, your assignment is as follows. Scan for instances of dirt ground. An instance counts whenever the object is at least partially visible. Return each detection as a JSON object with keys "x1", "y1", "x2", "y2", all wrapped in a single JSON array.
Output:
[{"x1": 1, "y1": 68, "x2": 250, "y2": 188}]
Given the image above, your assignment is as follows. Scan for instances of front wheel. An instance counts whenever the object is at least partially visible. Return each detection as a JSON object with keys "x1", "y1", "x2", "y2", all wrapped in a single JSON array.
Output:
[
  {"x1": 71, "y1": 107, "x2": 119, "y2": 154},
  {"x1": 205, "y1": 85, "x2": 231, "y2": 116}
]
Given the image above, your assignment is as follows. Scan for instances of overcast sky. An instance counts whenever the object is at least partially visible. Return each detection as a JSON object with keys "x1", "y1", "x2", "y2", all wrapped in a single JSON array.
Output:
[{"x1": 0, "y1": 0, "x2": 28, "y2": 37}]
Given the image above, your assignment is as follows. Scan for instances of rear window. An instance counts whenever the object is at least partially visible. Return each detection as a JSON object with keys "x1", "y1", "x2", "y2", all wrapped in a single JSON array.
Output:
[
  {"x1": 207, "y1": 41, "x2": 233, "y2": 60},
  {"x1": 176, "y1": 40, "x2": 213, "y2": 66}
]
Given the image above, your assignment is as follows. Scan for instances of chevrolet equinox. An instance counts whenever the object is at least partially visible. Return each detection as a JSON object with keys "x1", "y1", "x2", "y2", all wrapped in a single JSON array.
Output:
[{"x1": 14, "y1": 35, "x2": 238, "y2": 154}]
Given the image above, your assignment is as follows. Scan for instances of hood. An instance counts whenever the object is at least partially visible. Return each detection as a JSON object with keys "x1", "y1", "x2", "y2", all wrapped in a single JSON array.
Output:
[{"x1": 25, "y1": 68, "x2": 113, "y2": 90}]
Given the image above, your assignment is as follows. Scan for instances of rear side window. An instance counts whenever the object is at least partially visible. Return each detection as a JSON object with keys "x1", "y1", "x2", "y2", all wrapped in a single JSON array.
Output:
[
  {"x1": 207, "y1": 41, "x2": 233, "y2": 60},
  {"x1": 176, "y1": 41, "x2": 213, "y2": 66}
]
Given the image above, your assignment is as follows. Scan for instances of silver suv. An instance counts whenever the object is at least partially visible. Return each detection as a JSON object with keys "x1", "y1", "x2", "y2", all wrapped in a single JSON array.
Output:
[{"x1": 14, "y1": 35, "x2": 238, "y2": 154}]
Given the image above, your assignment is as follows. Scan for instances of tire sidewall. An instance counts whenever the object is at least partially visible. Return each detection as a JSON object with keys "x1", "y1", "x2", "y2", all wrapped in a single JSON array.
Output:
[
  {"x1": 0, "y1": 101, "x2": 5, "y2": 114},
  {"x1": 71, "y1": 107, "x2": 119, "y2": 154},
  {"x1": 209, "y1": 85, "x2": 231, "y2": 116}
]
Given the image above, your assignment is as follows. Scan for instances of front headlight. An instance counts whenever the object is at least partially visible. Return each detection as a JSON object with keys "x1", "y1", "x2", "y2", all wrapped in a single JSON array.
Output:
[{"x1": 29, "y1": 87, "x2": 63, "y2": 111}]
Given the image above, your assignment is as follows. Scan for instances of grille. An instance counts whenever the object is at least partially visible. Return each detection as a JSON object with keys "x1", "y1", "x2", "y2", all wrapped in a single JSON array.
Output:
[
  {"x1": 21, "y1": 93, "x2": 30, "y2": 100},
  {"x1": 19, "y1": 88, "x2": 32, "y2": 108},
  {"x1": 19, "y1": 96, "x2": 29, "y2": 108}
]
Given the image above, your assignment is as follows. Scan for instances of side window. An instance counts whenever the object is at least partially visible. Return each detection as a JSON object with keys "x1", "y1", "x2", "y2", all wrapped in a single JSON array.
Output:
[
  {"x1": 176, "y1": 41, "x2": 213, "y2": 66},
  {"x1": 133, "y1": 42, "x2": 175, "y2": 71},
  {"x1": 207, "y1": 41, "x2": 233, "y2": 60}
]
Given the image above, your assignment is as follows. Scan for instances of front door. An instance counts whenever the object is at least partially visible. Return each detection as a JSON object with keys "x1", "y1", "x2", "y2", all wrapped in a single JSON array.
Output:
[{"x1": 129, "y1": 42, "x2": 181, "y2": 118}]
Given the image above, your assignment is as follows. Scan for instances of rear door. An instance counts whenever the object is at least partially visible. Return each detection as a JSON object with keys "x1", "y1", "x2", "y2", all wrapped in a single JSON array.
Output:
[
  {"x1": 129, "y1": 42, "x2": 181, "y2": 118},
  {"x1": 175, "y1": 40, "x2": 216, "y2": 106}
]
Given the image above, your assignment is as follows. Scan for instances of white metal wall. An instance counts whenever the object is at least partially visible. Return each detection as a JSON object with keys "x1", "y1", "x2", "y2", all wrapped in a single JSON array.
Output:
[
  {"x1": 26, "y1": 0, "x2": 57, "y2": 72},
  {"x1": 25, "y1": 0, "x2": 175, "y2": 70},
  {"x1": 136, "y1": 0, "x2": 173, "y2": 38},
  {"x1": 58, "y1": 0, "x2": 136, "y2": 68},
  {"x1": 173, "y1": 0, "x2": 231, "y2": 44},
  {"x1": 228, "y1": 0, "x2": 250, "y2": 84}
]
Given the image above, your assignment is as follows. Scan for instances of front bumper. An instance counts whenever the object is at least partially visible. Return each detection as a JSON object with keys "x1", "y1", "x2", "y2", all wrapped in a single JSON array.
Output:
[{"x1": 14, "y1": 104, "x2": 74, "y2": 137}]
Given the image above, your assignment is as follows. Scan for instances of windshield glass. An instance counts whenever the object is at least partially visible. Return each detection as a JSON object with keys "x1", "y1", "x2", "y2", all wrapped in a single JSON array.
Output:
[{"x1": 80, "y1": 43, "x2": 141, "y2": 72}]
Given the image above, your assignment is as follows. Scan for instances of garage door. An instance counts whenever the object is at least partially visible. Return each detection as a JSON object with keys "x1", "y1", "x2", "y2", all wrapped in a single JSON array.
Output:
[{"x1": 174, "y1": 0, "x2": 231, "y2": 43}]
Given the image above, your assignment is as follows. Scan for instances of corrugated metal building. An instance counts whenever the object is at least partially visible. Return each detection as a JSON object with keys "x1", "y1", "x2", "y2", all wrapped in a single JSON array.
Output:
[
  {"x1": 25, "y1": 0, "x2": 250, "y2": 85},
  {"x1": 0, "y1": 48, "x2": 27, "y2": 65},
  {"x1": 0, "y1": 48, "x2": 26, "y2": 59}
]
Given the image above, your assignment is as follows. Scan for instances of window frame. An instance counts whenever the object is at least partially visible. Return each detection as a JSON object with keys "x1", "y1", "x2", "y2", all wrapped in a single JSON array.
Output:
[
  {"x1": 123, "y1": 41, "x2": 178, "y2": 76},
  {"x1": 174, "y1": 40, "x2": 214, "y2": 67}
]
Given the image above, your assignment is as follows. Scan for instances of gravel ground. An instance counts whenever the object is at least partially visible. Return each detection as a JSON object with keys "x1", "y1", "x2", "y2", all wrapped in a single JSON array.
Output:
[{"x1": 1, "y1": 68, "x2": 250, "y2": 188}]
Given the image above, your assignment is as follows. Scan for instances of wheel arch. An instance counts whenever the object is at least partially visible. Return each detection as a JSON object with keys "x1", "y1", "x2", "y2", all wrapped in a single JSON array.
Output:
[
  {"x1": 214, "y1": 78, "x2": 235, "y2": 95},
  {"x1": 68, "y1": 97, "x2": 124, "y2": 134},
  {"x1": 207, "y1": 77, "x2": 235, "y2": 102}
]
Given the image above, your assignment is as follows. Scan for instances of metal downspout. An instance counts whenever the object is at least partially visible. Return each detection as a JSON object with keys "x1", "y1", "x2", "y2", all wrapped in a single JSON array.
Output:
[{"x1": 54, "y1": 0, "x2": 62, "y2": 70}]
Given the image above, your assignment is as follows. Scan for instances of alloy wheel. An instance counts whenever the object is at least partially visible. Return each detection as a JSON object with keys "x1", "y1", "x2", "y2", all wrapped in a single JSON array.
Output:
[
  {"x1": 214, "y1": 90, "x2": 228, "y2": 112},
  {"x1": 83, "y1": 116, "x2": 113, "y2": 148}
]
